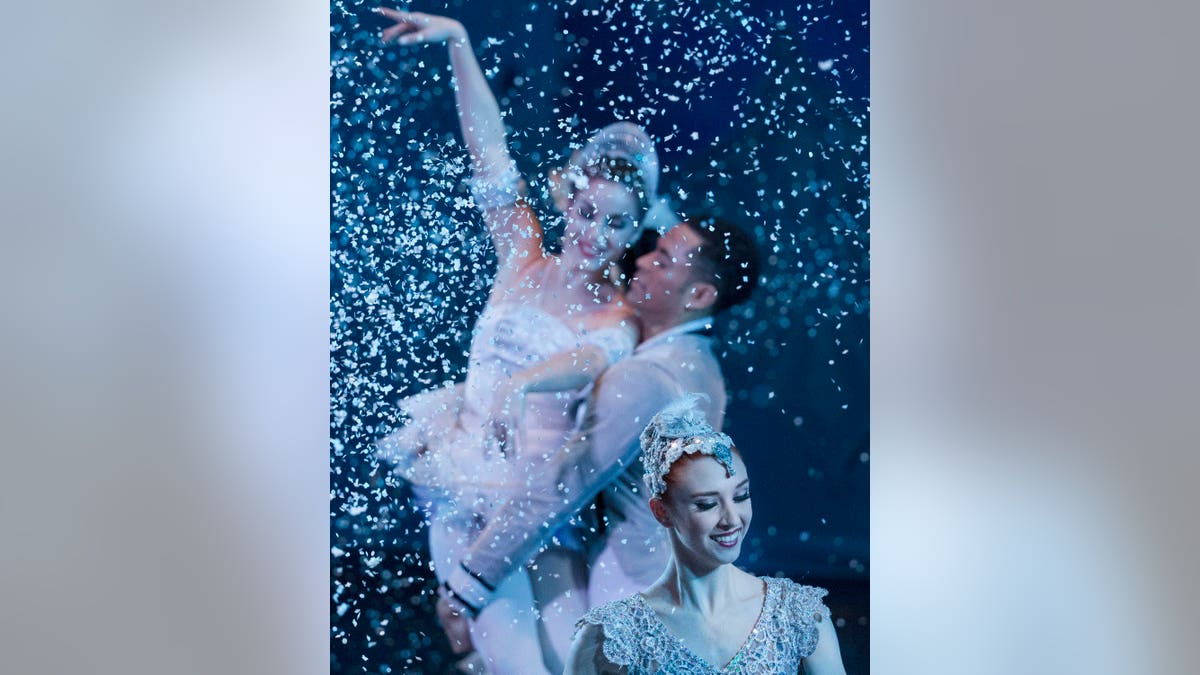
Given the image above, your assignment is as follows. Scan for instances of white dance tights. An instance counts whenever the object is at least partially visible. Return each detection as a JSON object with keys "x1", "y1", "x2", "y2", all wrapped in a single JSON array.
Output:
[{"x1": 425, "y1": 501, "x2": 551, "y2": 675}]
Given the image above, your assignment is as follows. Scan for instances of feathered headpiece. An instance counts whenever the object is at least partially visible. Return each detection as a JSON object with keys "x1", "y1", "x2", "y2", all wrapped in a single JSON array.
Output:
[{"x1": 640, "y1": 394, "x2": 735, "y2": 497}]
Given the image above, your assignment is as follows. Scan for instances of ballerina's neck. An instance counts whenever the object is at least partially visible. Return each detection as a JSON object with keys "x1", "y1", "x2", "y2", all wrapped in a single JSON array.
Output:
[
  {"x1": 544, "y1": 257, "x2": 611, "y2": 296},
  {"x1": 661, "y1": 559, "x2": 745, "y2": 615}
]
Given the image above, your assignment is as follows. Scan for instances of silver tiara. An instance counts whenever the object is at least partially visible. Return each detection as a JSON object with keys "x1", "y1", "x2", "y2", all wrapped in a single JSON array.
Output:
[
  {"x1": 640, "y1": 394, "x2": 735, "y2": 497},
  {"x1": 565, "y1": 121, "x2": 664, "y2": 202}
]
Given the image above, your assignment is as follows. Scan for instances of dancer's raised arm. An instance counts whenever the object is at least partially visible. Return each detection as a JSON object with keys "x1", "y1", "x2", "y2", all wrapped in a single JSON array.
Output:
[{"x1": 377, "y1": 8, "x2": 543, "y2": 280}]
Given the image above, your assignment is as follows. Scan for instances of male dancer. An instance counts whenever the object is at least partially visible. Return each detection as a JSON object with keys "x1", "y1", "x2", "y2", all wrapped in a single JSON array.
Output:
[{"x1": 436, "y1": 215, "x2": 760, "y2": 670}]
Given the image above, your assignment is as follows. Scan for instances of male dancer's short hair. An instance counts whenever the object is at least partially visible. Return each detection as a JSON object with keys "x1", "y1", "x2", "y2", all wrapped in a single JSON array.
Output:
[{"x1": 684, "y1": 215, "x2": 761, "y2": 313}]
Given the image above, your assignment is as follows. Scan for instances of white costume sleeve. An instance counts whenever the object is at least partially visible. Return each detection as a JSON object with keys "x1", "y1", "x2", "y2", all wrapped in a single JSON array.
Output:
[{"x1": 466, "y1": 158, "x2": 527, "y2": 211}]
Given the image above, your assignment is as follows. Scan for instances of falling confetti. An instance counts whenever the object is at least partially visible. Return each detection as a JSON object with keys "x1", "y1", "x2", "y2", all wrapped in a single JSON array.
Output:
[{"x1": 331, "y1": 0, "x2": 868, "y2": 671}]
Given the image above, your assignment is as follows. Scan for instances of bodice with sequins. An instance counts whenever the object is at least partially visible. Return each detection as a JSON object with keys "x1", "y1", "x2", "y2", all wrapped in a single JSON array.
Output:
[{"x1": 576, "y1": 577, "x2": 830, "y2": 674}]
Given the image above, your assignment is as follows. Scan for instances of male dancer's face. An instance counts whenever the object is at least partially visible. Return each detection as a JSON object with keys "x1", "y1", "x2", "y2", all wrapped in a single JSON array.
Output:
[{"x1": 628, "y1": 222, "x2": 708, "y2": 320}]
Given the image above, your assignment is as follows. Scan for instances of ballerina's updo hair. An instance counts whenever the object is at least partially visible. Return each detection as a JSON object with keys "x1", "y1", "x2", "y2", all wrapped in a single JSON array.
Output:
[
  {"x1": 640, "y1": 394, "x2": 738, "y2": 498},
  {"x1": 563, "y1": 121, "x2": 662, "y2": 226}
]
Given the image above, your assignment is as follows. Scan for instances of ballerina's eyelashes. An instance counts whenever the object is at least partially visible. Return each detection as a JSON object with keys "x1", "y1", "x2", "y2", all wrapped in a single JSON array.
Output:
[
  {"x1": 574, "y1": 202, "x2": 633, "y2": 234},
  {"x1": 606, "y1": 214, "x2": 635, "y2": 232},
  {"x1": 572, "y1": 200, "x2": 601, "y2": 221},
  {"x1": 693, "y1": 487, "x2": 752, "y2": 512}
]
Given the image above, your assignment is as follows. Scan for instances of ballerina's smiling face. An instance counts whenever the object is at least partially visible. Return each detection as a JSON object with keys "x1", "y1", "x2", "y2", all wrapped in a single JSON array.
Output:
[
  {"x1": 559, "y1": 177, "x2": 642, "y2": 273},
  {"x1": 652, "y1": 450, "x2": 753, "y2": 569}
]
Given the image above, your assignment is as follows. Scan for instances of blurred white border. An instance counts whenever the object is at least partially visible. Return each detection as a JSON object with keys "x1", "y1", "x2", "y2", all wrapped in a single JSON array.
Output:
[
  {"x1": 0, "y1": 1, "x2": 1196, "y2": 674},
  {"x1": 873, "y1": 1, "x2": 1200, "y2": 672}
]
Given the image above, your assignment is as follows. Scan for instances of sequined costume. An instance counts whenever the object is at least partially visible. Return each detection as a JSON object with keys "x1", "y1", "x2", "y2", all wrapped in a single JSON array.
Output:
[
  {"x1": 445, "y1": 318, "x2": 725, "y2": 609},
  {"x1": 377, "y1": 297, "x2": 634, "y2": 675},
  {"x1": 575, "y1": 578, "x2": 831, "y2": 674},
  {"x1": 380, "y1": 300, "x2": 633, "y2": 506}
]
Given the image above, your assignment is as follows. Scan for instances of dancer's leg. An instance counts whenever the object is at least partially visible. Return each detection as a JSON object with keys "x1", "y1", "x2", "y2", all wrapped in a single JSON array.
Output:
[
  {"x1": 528, "y1": 547, "x2": 589, "y2": 673},
  {"x1": 424, "y1": 499, "x2": 474, "y2": 583},
  {"x1": 422, "y1": 498, "x2": 478, "y2": 657},
  {"x1": 470, "y1": 566, "x2": 552, "y2": 675},
  {"x1": 426, "y1": 499, "x2": 550, "y2": 674}
]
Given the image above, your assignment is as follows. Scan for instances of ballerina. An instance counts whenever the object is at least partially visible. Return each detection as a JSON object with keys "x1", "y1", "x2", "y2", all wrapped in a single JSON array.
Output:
[
  {"x1": 373, "y1": 8, "x2": 668, "y2": 674},
  {"x1": 566, "y1": 396, "x2": 848, "y2": 674}
]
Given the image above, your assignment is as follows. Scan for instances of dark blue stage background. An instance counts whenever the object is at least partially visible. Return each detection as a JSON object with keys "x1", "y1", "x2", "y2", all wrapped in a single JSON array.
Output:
[{"x1": 331, "y1": 0, "x2": 869, "y2": 671}]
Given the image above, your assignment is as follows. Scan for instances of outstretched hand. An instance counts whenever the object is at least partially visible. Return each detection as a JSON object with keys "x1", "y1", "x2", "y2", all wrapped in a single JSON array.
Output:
[{"x1": 375, "y1": 8, "x2": 466, "y2": 46}]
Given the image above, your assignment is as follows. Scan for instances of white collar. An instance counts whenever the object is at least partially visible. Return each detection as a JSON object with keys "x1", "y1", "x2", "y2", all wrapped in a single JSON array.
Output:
[{"x1": 635, "y1": 317, "x2": 714, "y2": 353}]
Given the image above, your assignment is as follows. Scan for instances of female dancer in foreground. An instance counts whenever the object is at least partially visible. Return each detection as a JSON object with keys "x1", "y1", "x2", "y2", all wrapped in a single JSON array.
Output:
[
  {"x1": 373, "y1": 8, "x2": 668, "y2": 674},
  {"x1": 567, "y1": 396, "x2": 848, "y2": 674}
]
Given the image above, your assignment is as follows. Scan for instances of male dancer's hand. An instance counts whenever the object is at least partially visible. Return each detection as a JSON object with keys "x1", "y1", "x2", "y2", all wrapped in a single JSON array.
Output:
[{"x1": 435, "y1": 594, "x2": 474, "y2": 655}]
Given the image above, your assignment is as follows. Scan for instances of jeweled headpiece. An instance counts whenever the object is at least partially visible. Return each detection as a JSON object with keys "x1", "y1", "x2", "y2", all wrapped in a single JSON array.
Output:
[
  {"x1": 559, "y1": 122, "x2": 679, "y2": 232},
  {"x1": 640, "y1": 394, "x2": 736, "y2": 497},
  {"x1": 572, "y1": 121, "x2": 661, "y2": 197}
]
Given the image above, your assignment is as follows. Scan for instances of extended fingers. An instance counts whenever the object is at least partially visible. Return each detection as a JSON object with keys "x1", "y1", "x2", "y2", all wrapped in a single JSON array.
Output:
[
  {"x1": 394, "y1": 30, "x2": 425, "y2": 46},
  {"x1": 380, "y1": 23, "x2": 413, "y2": 43},
  {"x1": 375, "y1": 8, "x2": 426, "y2": 43},
  {"x1": 373, "y1": 7, "x2": 416, "y2": 21}
]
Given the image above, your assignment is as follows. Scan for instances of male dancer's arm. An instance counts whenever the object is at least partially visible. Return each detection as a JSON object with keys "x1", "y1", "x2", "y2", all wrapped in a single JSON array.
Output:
[{"x1": 441, "y1": 358, "x2": 678, "y2": 614}]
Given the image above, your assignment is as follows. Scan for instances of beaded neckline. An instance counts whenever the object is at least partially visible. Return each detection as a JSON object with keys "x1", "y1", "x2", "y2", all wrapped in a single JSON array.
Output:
[
  {"x1": 579, "y1": 575, "x2": 828, "y2": 674},
  {"x1": 632, "y1": 578, "x2": 775, "y2": 673}
]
